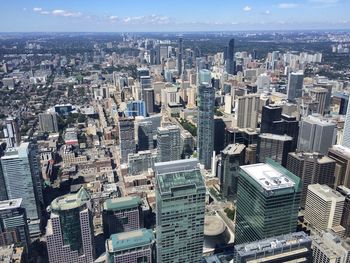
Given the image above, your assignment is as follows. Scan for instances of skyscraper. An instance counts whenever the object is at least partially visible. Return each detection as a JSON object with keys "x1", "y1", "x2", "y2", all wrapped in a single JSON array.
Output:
[
  {"x1": 125, "y1": 100, "x2": 146, "y2": 118},
  {"x1": 260, "y1": 105, "x2": 282, "y2": 133},
  {"x1": 1, "y1": 142, "x2": 43, "y2": 236},
  {"x1": 310, "y1": 87, "x2": 328, "y2": 115},
  {"x1": 137, "y1": 120, "x2": 154, "y2": 151},
  {"x1": 220, "y1": 144, "x2": 245, "y2": 199},
  {"x1": 235, "y1": 159, "x2": 301, "y2": 244},
  {"x1": 336, "y1": 185, "x2": 350, "y2": 237},
  {"x1": 298, "y1": 115, "x2": 337, "y2": 155},
  {"x1": 287, "y1": 71, "x2": 304, "y2": 102},
  {"x1": 156, "y1": 126, "x2": 181, "y2": 162},
  {"x1": 155, "y1": 159, "x2": 206, "y2": 263},
  {"x1": 287, "y1": 152, "x2": 336, "y2": 207},
  {"x1": 177, "y1": 37, "x2": 183, "y2": 76},
  {"x1": 343, "y1": 98, "x2": 350, "y2": 148},
  {"x1": 38, "y1": 112, "x2": 59, "y2": 133},
  {"x1": 105, "y1": 228, "x2": 155, "y2": 263},
  {"x1": 304, "y1": 184, "x2": 345, "y2": 233},
  {"x1": 46, "y1": 188, "x2": 95, "y2": 263},
  {"x1": 2, "y1": 117, "x2": 20, "y2": 149},
  {"x1": 143, "y1": 88, "x2": 154, "y2": 116},
  {"x1": 128, "y1": 150, "x2": 157, "y2": 176},
  {"x1": 197, "y1": 83, "x2": 215, "y2": 169},
  {"x1": 236, "y1": 94, "x2": 260, "y2": 129},
  {"x1": 328, "y1": 145, "x2": 350, "y2": 188},
  {"x1": 226, "y1": 38, "x2": 235, "y2": 74},
  {"x1": 118, "y1": 117, "x2": 135, "y2": 164}
]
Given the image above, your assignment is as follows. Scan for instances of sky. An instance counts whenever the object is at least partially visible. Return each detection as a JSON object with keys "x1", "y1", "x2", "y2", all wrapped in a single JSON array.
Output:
[{"x1": 1, "y1": 0, "x2": 350, "y2": 32}]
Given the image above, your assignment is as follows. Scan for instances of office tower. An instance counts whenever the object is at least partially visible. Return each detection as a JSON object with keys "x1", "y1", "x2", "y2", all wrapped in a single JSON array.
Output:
[
  {"x1": 102, "y1": 196, "x2": 143, "y2": 238},
  {"x1": 137, "y1": 68, "x2": 150, "y2": 81},
  {"x1": 336, "y1": 186, "x2": 350, "y2": 237},
  {"x1": 0, "y1": 198, "x2": 30, "y2": 250},
  {"x1": 214, "y1": 118, "x2": 227, "y2": 154},
  {"x1": 106, "y1": 228, "x2": 155, "y2": 263},
  {"x1": 226, "y1": 38, "x2": 235, "y2": 74},
  {"x1": 128, "y1": 151, "x2": 157, "y2": 176},
  {"x1": 155, "y1": 159, "x2": 206, "y2": 263},
  {"x1": 1, "y1": 142, "x2": 42, "y2": 236},
  {"x1": 46, "y1": 188, "x2": 94, "y2": 263},
  {"x1": 197, "y1": 83, "x2": 215, "y2": 169},
  {"x1": 234, "y1": 232, "x2": 312, "y2": 263},
  {"x1": 118, "y1": 117, "x2": 135, "y2": 164},
  {"x1": 2, "y1": 117, "x2": 20, "y2": 148},
  {"x1": 304, "y1": 184, "x2": 344, "y2": 233},
  {"x1": 310, "y1": 87, "x2": 328, "y2": 115},
  {"x1": 287, "y1": 71, "x2": 304, "y2": 102},
  {"x1": 220, "y1": 144, "x2": 245, "y2": 199},
  {"x1": 343, "y1": 98, "x2": 350, "y2": 148},
  {"x1": 298, "y1": 115, "x2": 337, "y2": 155},
  {"x1": 236, "y1": 94, "x2": 259, "y2": 129},
  {"x1": 257, "y1": 133, "x2": 293, "y2": 167},
  {"x1": 312, "y1": 231, "x2": 350, "y2": 263},
  {"x1": 224, "y1": 128, "x2": 245, "y2": 146},
  {"x1": 260, "y1": 105, "x2": 282, "y2": 133},
  {"x1": 287, "y1": 152, "x2": 336, "y2": 207},
  {"x1": 137, "y1": 121, "x2": 153, "y2": 151},
  {"x1": 198, "y1": 69, "x2": 211, "y2": 84},
  {"x1": 328, "y1": 145, "x2": 350, "y2": 188},
  {"x1": 38, "y1": 112, "x2": 59, "y2": 133},
  {"x1": 245, "y1": 144, "x2": 257, "y2": 164},
  {"x1": 235, "y1": 160, "x2": 301, "y2": 244},
  {"x1": 125, "y1": 100, "x2": 146, "y2": 117},
  {"x1": 180, "y1": 130, "x2": 194, "y2": 158},
  {"x1": 140, "y1": 76, "x2": 152, "y2": 100},
  {"x1": 156, "y1": 126, "x2": 181, "y2": 162},
  {"x1": 177, "y1": 37, "x2": 183, "y2": 75},
  {"x1": 143, "y1": 88, "x2": 154, "y2": 116},
  {"x1": 333, "y1": 91, "x2": 349, "y2": 115}
]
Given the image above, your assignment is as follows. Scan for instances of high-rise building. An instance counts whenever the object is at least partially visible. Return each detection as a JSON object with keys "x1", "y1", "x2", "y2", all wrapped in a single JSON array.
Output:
[
  {"x1": 2, "y1": 117, "x2": 20, "y2": 148},
  {"x1": 125, "y1": 100, "x2": 146, "y2": 118},
  {"x1": 137, "y1": 120, "x2": 154, "y2": 151},
  {"x1": 287, "y1": 152, "x2": 336, "y2": 207},
  {"x1": 143, "y1": 88, "x2": 154, "y2": 116},
  {"x1": 336, "y1": 185, "x2": 350, "y2": 237},
  {"x1": 118, "y1": 117, "x2": 135, "y2": 164},
  {"x1": 310, "y1": 87, "x2": 328, "y2": 115},
  {"x1": 226, "y1": 39, "x2": 235, "y2": 74},
  {"x1": 155, "y1": 159, "x2": 206, "y2": 263},
  {"x1": 177, "y1": 37, "x2": 183, "y2": 76},
  {"x1": 156, "y1": 126, "x2": 181, "y2": 162},
  {"x1": 298, "y1": 115, "x2": 337, "y2": 155},
  {"x1": 235, "y1": 159, "x2": 301, "y2": 244},
  {"x1": 128, "y1": 150, "x2": 157, "y2": 176},
  {"x1": 234, "y1": 232, "x2": 312, "y2": 263},
  {"x1": 38, "y1": 112, "x2": 59, "y2": 133},
  {"x1": 1, "y1": 143, "x2": 42, "y2": 236},
  {"x1": 312, "y1": 231, "x2": 350, "y2": 263},
  {"x1": 0, "y1": 198, "x2": 30, "y2": 250},
  {"x1": 287, "y1": 71, "x2": 304, "y2": 102},
  {"x1": 198, "y1": 69, "x2": 211, "y2": 84},
  {"x1": 220, "y1": 144, "x2": 245, "y2": 199},
  {"x1": 106, "y1": 228, "x2": 155, "y2": 263},
  {"x1": 257, "y1": 133, "x2": 293, "y2": 167},
  {"x1": 140, "y1": 76, "x2": 152, "y2": 101},
  {"x1": 343, "y1": 98, "x2": 350, "y2": 148},
  {"x1": 236, "y1": 94, "x2": 259, "y2": 129},
  {"x1": 304, "y1": 184, "x2": 344, "y2": 233},
  {"x1": 102, "y1": 196, "x2": 143, "y2": 238},
  {"x1": 328, "y1": 145, "x2": 350, "y2": 189},
  {"x1": 46, "y1": 188, "x2": 95, "y2": 263},
  {"x1": 260, "y1": 105, "x2": 282, "y2": 133},
  {"x1": 197, "y1": 83, "x2": 215, "y2": 169}
]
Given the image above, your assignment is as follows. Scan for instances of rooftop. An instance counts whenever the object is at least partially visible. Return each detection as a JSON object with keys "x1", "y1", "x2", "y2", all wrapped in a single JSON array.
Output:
[
  {"x1": 103, "y1": 196, "x2": 141, "y2": 211},
  {"x1": 259, "y1": 133, "x2": 293, "y2": 141},
  {"x1": 240, "y1": 161, "x2": 298, "y2": 191},
  {"x1": 222, "y1": 144, "x2": 246, "y2": 155},
  {"x1": 308, "y1": 184, "x2": 345, "y2": 201},
  {"x1": 330, "y1": 145, "x2": 350, "y2": 158},
  {"x1": 107, "y1": 228, "x2": 154, "y2": 252},
  {"x1": 51, "y1": 187, "x2": 90, "y2": 211},
  {"x1": 0, "y1": 198, "x2": 22, "y2": 211}
]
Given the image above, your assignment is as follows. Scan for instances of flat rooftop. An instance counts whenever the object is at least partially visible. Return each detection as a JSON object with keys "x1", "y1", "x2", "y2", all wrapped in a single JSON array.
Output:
[
  {"x1": 330, "y1": 145, "x2": 350, "y2": 158},
  {"x1": 308, "y1": 184, "x2": 345, "y2": 201},
  {"x1": 240, "y1": 162, "x2": 296, "y2": 191},
  {"x1": 222, "y1": 144, "x2": 245, "y2": 155},
  {"x1": 259, "y1": 133, "x2": 293, "y2": 141},
  {"x1": 103, "y1": 196, "x2": 141, "y2": 211},
  {"x1": 0, "y1": 198, "x2": 22, "y2": 211},
  {"x1": 51, "y1": 187, "x2": 90, "y2": 211},
  {"x1": 107, "y1": 228, "x2": 154, "y2": 252}
]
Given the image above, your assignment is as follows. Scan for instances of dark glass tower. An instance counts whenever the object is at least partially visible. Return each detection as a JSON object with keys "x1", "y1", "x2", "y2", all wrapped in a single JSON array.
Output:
[{"x1": 226, "y1": 38, "x2": 235, "y2": 74}]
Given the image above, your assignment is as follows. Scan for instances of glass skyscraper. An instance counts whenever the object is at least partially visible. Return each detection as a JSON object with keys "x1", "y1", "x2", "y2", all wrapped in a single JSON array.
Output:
[
  {"x1": 197, "y1": 83, "x2": 215, "y2": 169},
  {"x1": 235, "y1": 159, "x2": 301, "y2": 244},
  {"x1": 155, "y1": 159, "x2": 206, "y2": 263}
]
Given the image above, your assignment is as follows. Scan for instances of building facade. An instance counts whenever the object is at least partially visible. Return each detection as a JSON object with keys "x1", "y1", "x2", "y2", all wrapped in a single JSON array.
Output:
[
  {"x1": 156, "y1": 126, "x2": 181, "y2": 163},
  {"x1": 118, "y1": 117, "x2": 135, "y2": 164}
]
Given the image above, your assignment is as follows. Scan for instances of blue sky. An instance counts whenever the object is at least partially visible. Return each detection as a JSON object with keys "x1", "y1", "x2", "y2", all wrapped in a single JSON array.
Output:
[{"x1": 1, "y1": 0, "x2": 349, "y2": 32}]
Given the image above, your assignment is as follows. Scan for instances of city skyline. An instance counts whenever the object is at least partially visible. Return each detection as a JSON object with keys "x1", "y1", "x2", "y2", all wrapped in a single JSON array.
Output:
[{"x1": 0, "y1": 0, "x2": 349, "y2": 32}]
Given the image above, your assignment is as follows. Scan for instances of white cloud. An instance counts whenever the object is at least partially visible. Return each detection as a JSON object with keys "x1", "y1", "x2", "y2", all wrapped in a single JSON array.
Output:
[
  {"x1": 109, "y1": 16, "x2": 118, "y2": 21},
  {"x1": 52, "y1": 9, "x2": 82, "y2": 17},
  {"x1": 263, "y1": 10, "x2": 271, "y2": 15},
  {"x1": 308, "y1": 0, "x2": 338, "y2": 3},
  {"x1": 243, "y1": 6, "x2": 252, "y2": 12},
  {"x1": 33, "y1": 7, "x2": 42, "y2": 12},
  {"x1": 122, "y1": 15, "x2": 171, "y2": 25},
  {"x1": 278, "y1": 3, "x2": 299, "y2": 8},
  {"x1": 40, "y1": 11, "x2": 50, "y2": 15}
]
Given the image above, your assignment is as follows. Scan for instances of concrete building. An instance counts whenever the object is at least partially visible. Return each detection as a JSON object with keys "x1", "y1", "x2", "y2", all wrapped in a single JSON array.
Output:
[
  {"x1": 234, "y1": 232, "x2": 312, "y2": 263},
  {"x1": 235, "y1": 160, "x2": 301, "y2": 244},
  {"x1": 38, "y1": 112, "x2": 59, "y2": 133},
  {"x1": 328, "y1": 145, "x2": 350, "y2": 189},
  {"x1": 287, "y1": 71, "x2": 304, "y2": 102},
  {"x1": 220, "y1": 144, "x2": 245, "y2": 199},
  {"x1": 2, "y1": 117, "x2": 20, "y2": 149},
  {"x1": 336, "y1": 185, "x2": 350, "y2": 237},
  {"x1": 304, "y1": 184, "x2": 345, "y2": 233},
  {"x1": 155, "y1": 159, "x2": 206, "y2": 263},
  {"x1": 128, "y1": 151, "x2": 157, "y2": 176},
  {"x1": 197, "y1": 83, "x2": 215, "y2": 169},
  {"x1": 46, "y1": 188, "x2": 95, "y2": 263},
  {"x1": 343, "y1": 98, "x2": 350, "y2": 148},
  {"x1": 102, "y1": 196, "x2": 143, "y2": 238},
  {"x1": 298, "y1": 115, "x2": 337, "y2": 155},
  {"x1": 118, "y1": 117, "x2": 135, "y2": 164},
  {"x1": 1, "y1": 143, "x2": 42, "y2": 236},
  {"x1": 257, "y1": 133, "x2": 293, "y2": 167},
  {"x1": 310, "y1": 87, "x2": 328, "y2": 115},
  {"x1": 236, "y1": 94, "x2": 259, "y2": 129},
  {"x1": 105, "y1": 228, "x2": 155, "y2": 263},
  {"x1": 156, "y1": 126, "x2": 181, "y2": 162},
  {"x1": 287, "y1": 152, "x2": 336, "y2": 207}
]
